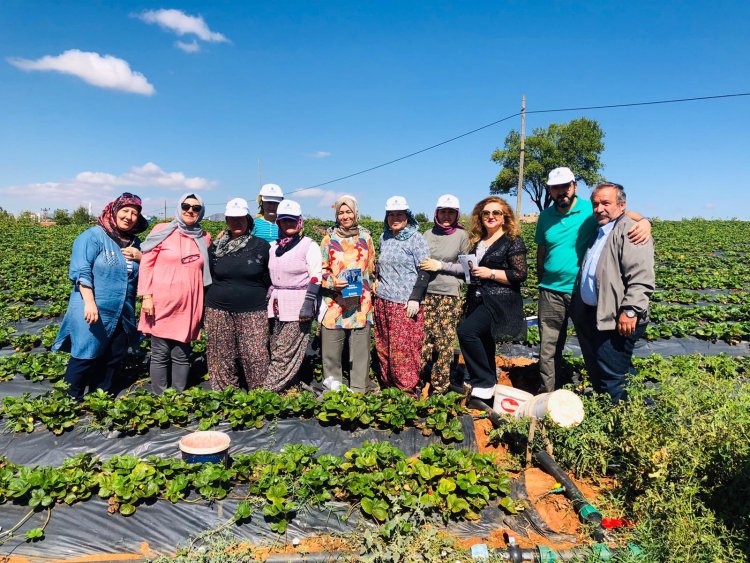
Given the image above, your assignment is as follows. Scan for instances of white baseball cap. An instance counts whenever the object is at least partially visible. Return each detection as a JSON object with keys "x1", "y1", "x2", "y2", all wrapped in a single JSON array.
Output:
[
  {"x1": 225, "y1": 197, "x2": 250, "y2": 217},
  {"x1": 385, "y1": 195, "x2": 410, "y2": 211},
  {"x1": 547, "y1": 167, "x2": 576, "y2": 186},
  {"x1": 276, "y1": 199, "x2": 302, "y2": 217},
  {"x1": 435, "y1": 194, "x2": 460, "y2": 210},
  {"x1": 259, "y1": 183, "x2": 284, "y2": 202}
]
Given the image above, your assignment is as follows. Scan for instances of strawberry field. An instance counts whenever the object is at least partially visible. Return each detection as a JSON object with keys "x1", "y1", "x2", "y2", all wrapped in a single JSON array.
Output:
[{"x1": 0, "y1": 217, "x2": 748, "y2": 562}]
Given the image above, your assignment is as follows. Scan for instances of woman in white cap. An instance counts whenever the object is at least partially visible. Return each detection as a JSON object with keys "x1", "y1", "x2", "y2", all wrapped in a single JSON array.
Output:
[
  {"x1": 204, "y1": 198, "x2": 271, "y2": 390},
  {"x1": 138, "y1": 194, "x2": 212, "y2": 394},
  {"x1": 319, "y1": 195, "x2": 375, "y2": 393},
  {"x1": 418, "y1": 194, "x2": 471, "y2": 395},
  {"x1": 252, "y1": 183, "x2": 284, "y2": 243},
  {"x1": 266, "y1": 199, "x2": 322, "y2": 391},
  {"x1": 374, "y1": 196, "x2": 431, "y2": 395}
]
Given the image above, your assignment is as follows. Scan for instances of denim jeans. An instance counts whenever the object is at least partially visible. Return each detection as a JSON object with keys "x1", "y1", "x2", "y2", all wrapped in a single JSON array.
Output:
[
  {"x1": 573, "y1": 303, "x2": 646, "y2": 403},
  {"x1": 64, "y1": 321, "x2": 128, "y2": 401}
]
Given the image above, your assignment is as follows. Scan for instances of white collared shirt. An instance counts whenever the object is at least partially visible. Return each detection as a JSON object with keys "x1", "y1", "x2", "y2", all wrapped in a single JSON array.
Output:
[{"x1": 580, "y1": 221, "x2": 616, "y2": 306}]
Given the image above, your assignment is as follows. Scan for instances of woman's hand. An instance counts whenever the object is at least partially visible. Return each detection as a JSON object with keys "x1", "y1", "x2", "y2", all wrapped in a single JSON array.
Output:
[
  {"x1": 141, "y1": 295, "x2": 155, "y2": 317},
  {"x1": 404, "y1": 300, "x2": 420, "y2": 318},
  {"x1": 83, "y1": 302, "x2": 99, "y2": 324},
  {"x1": 472, "y1": 266, "x2": 494, "y2": 280},
  {"x1": 333, "y1": 277, "x2": 348, "y2": 290},
  {"x1": 121, "y1": 247, "x2": 142, "y2": 262},
  {"x1": 419, "y1": 258, "x2": 441, "y2": 272}
]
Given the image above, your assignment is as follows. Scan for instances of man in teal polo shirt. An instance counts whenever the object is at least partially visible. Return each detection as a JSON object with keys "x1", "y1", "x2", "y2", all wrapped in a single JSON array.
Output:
[{"x1": 536, "y1": 167, "x2": 651, "y2": 393}]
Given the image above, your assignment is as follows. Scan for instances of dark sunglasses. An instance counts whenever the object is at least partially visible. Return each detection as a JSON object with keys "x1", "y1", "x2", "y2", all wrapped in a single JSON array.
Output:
[
  {"x1": 181, "y1": 203, "x2": 203, "y2": 213},
  {"x1": 480, "y1": 209, "x2": 503, "y2": 218}
]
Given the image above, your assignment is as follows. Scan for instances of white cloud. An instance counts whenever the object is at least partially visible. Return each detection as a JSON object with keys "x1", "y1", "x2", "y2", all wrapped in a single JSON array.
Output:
[
  {"x1": 703, "y1": 202, "x2": 716, "y2": 210},
  {"x1": 137, "y1": 9, "x2": 229, "y2": 43},
  {"x1": 294, "y1": 188, "x2": 346, "y2": 208},
  {"x1": 175, "y1": 40, "x2": 201, "y2": 53},
  {"x1": 7, "y1": 49, "x2": 155, "y2": 95},
  {"x1": 0, "y1": 163, "x2": 217, "y2": 212},
  {"x1": 309, "y1": 151, "x2": 331, "y2": 159}
]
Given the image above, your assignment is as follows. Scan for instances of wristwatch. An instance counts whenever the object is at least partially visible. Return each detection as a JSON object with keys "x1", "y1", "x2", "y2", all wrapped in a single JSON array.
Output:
[{"x1": 624, "y1": 309, "x2": 637, "y2": 319}]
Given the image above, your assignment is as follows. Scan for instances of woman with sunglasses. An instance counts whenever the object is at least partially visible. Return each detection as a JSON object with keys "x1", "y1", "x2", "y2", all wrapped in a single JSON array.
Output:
[
  {"x1": 54, "y1": 193, "x2": 148, "y2": 400},
  {"x1": 138, "y1": 193, "x2": 212, "y2": 394},
  {"x1": 374, "y1": 196, "x2": 431, "y2": 395},
  {"x1": 204, "y1": 198, "x2": 271, "y2": 390},
  {"x1": 456, "y1": 197, "x2": 527, "y2": 403}
]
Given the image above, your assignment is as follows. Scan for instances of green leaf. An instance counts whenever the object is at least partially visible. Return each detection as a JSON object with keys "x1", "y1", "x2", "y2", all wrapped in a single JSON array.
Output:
[
  {"x1": 437, "y1": 478, "x2": 456, "y2": 495},
  {"x1": 119, "y1": 503, "x2": 136, "y2": 516},
  {"x1": 25, "y1": 527, "x2": 44, "y2": 541}
]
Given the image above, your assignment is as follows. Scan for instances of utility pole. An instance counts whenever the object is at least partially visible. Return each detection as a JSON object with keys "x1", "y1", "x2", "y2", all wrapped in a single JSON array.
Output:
[
  {"x1": 515, "y1": 95, "x2": 526, "y2": 218},
  {"x1": 164, "y1": 200, "x2": 167, "y2": 221}
]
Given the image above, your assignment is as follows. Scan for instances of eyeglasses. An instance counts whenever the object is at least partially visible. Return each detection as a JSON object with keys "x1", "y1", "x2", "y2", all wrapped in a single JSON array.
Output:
[
  {"x1": 480, "y1": 210, "x2": 503, "y2": 218},
  {"x1": 181, "y1": 203, "x2": 203, "y2": 213}
]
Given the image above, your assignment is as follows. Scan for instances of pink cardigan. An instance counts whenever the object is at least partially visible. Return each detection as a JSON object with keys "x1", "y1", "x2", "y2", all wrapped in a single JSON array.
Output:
[{"x1": 137, "y1": 224, "x2": 211, "y2": 343}]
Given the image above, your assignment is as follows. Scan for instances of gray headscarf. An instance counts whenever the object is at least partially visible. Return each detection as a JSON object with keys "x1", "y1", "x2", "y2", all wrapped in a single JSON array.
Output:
[{"x1": 141, "y1": 193, "x2": 212, "y2": 286}]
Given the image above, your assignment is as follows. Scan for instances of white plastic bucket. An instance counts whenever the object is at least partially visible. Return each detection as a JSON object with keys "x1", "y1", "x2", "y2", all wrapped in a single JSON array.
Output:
[
  {"x1": 493, "y1": 384, "x2": 533, "y2": 415},
  {"x1": 516, "y1": 389, "x2": 584, "y2": 428}
]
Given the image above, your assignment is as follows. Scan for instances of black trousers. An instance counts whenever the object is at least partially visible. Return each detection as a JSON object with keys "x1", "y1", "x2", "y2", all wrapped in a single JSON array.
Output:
[
  {"x1": 64, "y1": 321, "x2": 129, "y2": 401},
  {"x1": 457, "y1": 303, "x2": 497, "y2": 393}
]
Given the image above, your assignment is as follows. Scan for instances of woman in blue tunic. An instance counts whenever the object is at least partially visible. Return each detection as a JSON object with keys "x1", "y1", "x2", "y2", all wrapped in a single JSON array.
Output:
[{"x1": 54, "y1": 193, "x2": 148, "y2": 400}]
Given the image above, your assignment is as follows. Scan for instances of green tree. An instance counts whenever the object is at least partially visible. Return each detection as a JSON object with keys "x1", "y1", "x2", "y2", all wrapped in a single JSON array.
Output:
[
  {"x1": 0, "y1": 207, "x2": 13, "y2": 222},
  {"x1": 71, "y1": 206, "x2": 93, "y2": 225},
  {"x1": 52, "y1": 209, "x2": 72, "y2": 225},
  {"x1": 414, "y1": 212, "x2": 429, "y2": 223},
  {"x1": 18, "y1": 211, "x2": 38, "y2": 223},
  {"x1": 490, "y1": 117, "x2": 605, "y2": 211}
]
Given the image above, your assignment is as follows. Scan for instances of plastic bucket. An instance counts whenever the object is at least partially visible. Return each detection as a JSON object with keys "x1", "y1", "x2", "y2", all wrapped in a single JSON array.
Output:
[
  {"x1": 516, "y1": 389, "x2": 584, "y2": 428},
  {"x1": 493, "y1": 384, "x2": 533, "y2": 415},
  {"x1": 178, "y1": 431, "x2": 231, "y2": 465},
  {"x1": 525, "y1": 316, "x2": 539, "y2": 327}
]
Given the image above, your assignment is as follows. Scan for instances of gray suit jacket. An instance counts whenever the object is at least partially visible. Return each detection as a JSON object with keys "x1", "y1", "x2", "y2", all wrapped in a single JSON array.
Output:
[{"x1": 576, "y1": 214, "x2": 655, "y2": 331}]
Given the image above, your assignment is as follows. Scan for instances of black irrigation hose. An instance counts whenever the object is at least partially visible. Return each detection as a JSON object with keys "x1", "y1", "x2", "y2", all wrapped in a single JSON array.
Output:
[
  {"x1": 533, "y1": 450, "x2": 605, "y2": 542},
  {"x1": 465, "y1": 393, "x2": 608, "y2": 543}
]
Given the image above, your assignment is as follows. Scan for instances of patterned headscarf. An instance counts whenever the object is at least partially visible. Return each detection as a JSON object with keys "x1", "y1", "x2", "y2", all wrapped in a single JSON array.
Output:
[
  {"x1": 275, "y1": 214, "x2": 304, "y2": 257},
  {"x1": 140, "y1": 193, "x2": 212, "y2": 286},
  {"x1": 97, "y1": 192, "x2": 148, "y2": 247},
  {"x1": 333, "y1": 195, "x2": 360, "y2": 238}
]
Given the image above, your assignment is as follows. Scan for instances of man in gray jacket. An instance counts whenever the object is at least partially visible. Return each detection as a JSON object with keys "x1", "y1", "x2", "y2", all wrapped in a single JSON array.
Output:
[{"x1": 571, "y1": 182, "x2": 655, "y2": 403}]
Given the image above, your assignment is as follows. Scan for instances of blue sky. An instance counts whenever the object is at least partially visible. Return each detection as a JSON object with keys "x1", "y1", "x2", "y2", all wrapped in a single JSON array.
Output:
[{"x1": 1, "y1": 1, "x2": 749, "y2": 220}]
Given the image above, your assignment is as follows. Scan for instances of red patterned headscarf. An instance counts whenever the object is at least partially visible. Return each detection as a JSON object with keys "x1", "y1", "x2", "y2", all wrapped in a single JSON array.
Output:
[{"x1": 97, "y1": 192, "x2": 148, "y2": 246}]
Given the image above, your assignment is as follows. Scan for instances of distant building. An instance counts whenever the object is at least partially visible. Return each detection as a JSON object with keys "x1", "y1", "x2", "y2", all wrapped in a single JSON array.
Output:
[{"x1": 519, "y1": 213, "x2": 539, "y2": 224}]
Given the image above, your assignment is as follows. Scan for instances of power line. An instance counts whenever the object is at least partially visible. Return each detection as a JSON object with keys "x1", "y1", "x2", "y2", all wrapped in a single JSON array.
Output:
[
  {"x1": 285, "y1": 91, "x2": 750, "y2": 195},
  {"x1": 526, "y1": 91, "x2": 750, "y2": 115},
  {"x1": 142, "y1": 90, "x2": 750, "y2": 210},
  {"x1": 286, "y1": 111, "x2": 521, "y2": 194}
]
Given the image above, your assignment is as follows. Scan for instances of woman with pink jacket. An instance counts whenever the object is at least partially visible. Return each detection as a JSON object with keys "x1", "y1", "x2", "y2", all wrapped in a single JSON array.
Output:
[{"x1": 138, "y1": 193, "x2": 212, "y2": 394}]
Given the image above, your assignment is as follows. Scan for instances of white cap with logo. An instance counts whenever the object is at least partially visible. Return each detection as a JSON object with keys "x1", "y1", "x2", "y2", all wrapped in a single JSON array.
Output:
[
  {"x1": 385, "y1": 195, "x2": 410, "y2": 211},
  {"x1": 435, "y1": 194, "x2": 460, "y2": 210},
  {"x1": 259, "y1": 183, "x2": 284, "y2": 202},
  {"x1": 276, "y1": 199, "x2": 302, "y2": 218},
  {"x1": 225, "y1": 198, "x2": 250, "y2": 217},
  {"x1": 547, "y1": 167, "x2": 576, "y2": 186}
]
